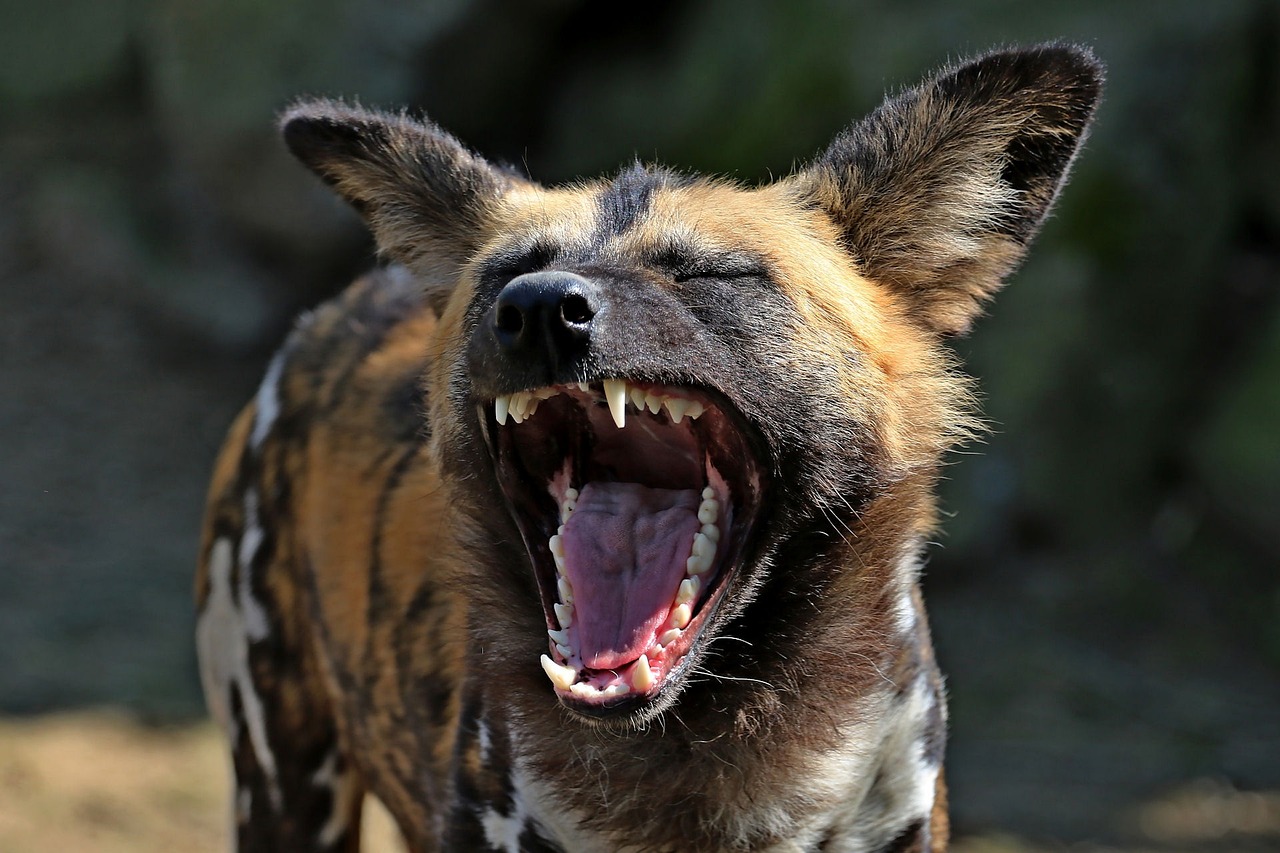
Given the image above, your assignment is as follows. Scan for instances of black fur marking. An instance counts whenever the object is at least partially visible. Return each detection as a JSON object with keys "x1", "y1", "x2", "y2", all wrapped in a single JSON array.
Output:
[
  {"x1": 518, "y1": 822, "x2": 564, "y2": 852},
  {"x1": 879, "y1": 819, "x2": 927, "y2": 853}
]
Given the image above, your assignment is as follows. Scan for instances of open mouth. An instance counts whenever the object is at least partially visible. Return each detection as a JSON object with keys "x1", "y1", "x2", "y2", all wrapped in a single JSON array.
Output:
[{"x1": 479, "y1": 378, "x2": 765, "y2": 715}]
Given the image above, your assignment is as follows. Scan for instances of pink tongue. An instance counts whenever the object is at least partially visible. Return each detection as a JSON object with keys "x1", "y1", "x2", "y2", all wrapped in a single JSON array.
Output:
[{"x1": 561, "y1": 482, "x2": 700, "y2": 670}]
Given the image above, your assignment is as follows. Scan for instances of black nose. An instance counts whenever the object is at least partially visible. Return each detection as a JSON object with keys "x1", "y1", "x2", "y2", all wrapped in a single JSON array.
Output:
[{"x1": 491, "y1": 271, "x2": 600, "y2": 363}]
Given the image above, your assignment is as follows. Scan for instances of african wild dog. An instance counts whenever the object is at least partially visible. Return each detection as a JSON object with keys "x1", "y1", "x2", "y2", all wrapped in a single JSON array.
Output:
[{"x1": 196, "y1": 44, "x2": 1101, "y2": 851}]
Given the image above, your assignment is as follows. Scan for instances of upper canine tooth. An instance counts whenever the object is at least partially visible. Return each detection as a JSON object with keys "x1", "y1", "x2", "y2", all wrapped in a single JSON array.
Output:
[
  {"x1": 540, "y1": 654, "x2": 577, "y2": 690},
  {"x1": 632, "y1": 655, "x2": 654, "y2": 692},
  {"x1": 495, "y1": 395, "x2": 511, "y2": 425},
  {"x1": 603, "y1": 379, "x2": 627, "y2": 428},
  {"x1": 665, "y1": 398, "x2": 690, "y2": 423}
]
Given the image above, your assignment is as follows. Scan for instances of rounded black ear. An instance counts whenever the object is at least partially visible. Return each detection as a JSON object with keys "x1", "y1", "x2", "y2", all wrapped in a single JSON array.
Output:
[
  {"x1": 792, "y1": 44, "x2": 1104, "y2": 335},
  {"x1": 281, "y1": 100, "x2": 526, "y2": 280}
]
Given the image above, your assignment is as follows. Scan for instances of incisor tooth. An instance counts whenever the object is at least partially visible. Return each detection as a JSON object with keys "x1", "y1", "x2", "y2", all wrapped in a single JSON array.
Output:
[
  {"x1": 495, "y1": 395, "x2": 511, "y2": 425},
  {"x1": 632, "y1": 655, "x2": 654, "y2": 692},
  {"x1": 554, "y1": 603, "x2": 573, "y2": 628},
  {"x1": 669, "y1": 603, "x2": 691, "y2": 629},
  {"x1": 540, "y1": 654, "x2": 576, "y2": 690},
  {"x1": 603, "y1": 379, "x2": 627, "y2": 428},
  {"x1": 601, "y1": 683, "x2": 630, "y2": 698},
  {"x1": 676, "y1": 576, "x2": 700, "y2": 604}
]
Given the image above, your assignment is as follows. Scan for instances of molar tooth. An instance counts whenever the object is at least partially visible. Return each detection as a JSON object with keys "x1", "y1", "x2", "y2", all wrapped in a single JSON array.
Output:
[
  {"x1": 549, "y1": 534, "x2": 565, "y2": 558},
  {"x1": 686, "y1": 554, "x2": 712, "y2": 575},
  {"x1": 631, "y1": 655, "x2": 654, "y2": 692},
  {"x1": 553, "y1": 551, "x2": 566, "y2": 573},
  {"x1": 603, "y1": 379, "x2": 627, "y2": 428},
  {"x1": 534, "y1": 387, "x2": 558, "y2": 399},
  {"x1": 686, "y1": 401, "x2": 705, "y2": 420},
  {"x1": 669, "y1": 603, "x2": 692, "y2": 629},
  {"x1": 659, "y1": 629, "x2": 682, "y2": 647},
  {"x1": 540, "y1": 654, "x2": 577, "y2": 690},
  {"x1": 557, "y1": 577, "x2": 574, "y2": 603},
  {"x1": 560, "y1": 499, "x2": 576, "y2": 523},
  {"x1": 525, "y1": 397, "x2": 540, "y2": 418},
  {"x1": 702, "y1": 487, "x2": 716, "y2": 501},
  {"x1": 700, "y1": 523, "x2": 720, "y2": 543},
  {"x1": 697, "y1": 499, "x2": 720, "y2": 525},
  {"x1": 691, "y1": 532, "x2": 714, "y2": 560},
  {"x1": 644, "y1": 393, "x2": 663, "y2": 414},
  {"x1": 548, "y1": 628, "x2": 570, "y2": 646},
  {"x1": 554, "y1": 603, "x2": 574, "y2": 628},
  {"x1": 676, "y1": 576, "x2": 700, "y2": 605},
  {"x1": 564, "y1": 488, "x2": 579, "y2": 501},
  {"x1": 665, "y1": 398, "x2": 690, "y2": 423},
  {"x1": 495, "y1": 395, "x2": 511, "y2": 425}
]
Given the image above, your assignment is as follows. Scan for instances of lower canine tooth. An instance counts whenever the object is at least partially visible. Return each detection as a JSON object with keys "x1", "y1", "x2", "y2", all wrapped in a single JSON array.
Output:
[
  {"x1": 540, "y1": 654, "x2": 577, "y2": 690},
  {"x1": 632, "y1": 654, "x2": 653, "y2": 691}
]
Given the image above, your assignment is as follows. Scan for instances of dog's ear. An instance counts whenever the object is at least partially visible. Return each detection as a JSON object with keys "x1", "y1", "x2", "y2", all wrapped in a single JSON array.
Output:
[
  {"x1": 790, "y1": 44, "x2": 1103, "y2": 335},
  {"x1": 281, "y1": 100, "x2": 527, "y2": 285}
]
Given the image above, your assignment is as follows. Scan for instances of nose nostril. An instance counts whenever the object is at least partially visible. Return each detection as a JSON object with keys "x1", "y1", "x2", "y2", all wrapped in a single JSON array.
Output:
[
  {"x1": 560, "y1": 294, "x2": 594, "y2": 325},
  {"x1": 496, "y1": 304, "x2": 524, "y2": 335}
]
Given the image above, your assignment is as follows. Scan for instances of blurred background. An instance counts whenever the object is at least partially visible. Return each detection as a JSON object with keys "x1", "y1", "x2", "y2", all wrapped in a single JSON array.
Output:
[{"x1": 1, "y1": 0, "x2": 1277, "y2": 849}]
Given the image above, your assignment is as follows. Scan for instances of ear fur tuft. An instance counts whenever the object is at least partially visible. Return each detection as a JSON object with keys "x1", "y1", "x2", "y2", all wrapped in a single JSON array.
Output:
[{"x1": 795, "y1": 43, "x2": 1104, "y2": 334}]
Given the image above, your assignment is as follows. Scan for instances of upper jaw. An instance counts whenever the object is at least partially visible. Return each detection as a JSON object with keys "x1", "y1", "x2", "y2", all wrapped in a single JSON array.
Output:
[{"x1": 477, "y1": 376, "x2": 766, "y2": 720}]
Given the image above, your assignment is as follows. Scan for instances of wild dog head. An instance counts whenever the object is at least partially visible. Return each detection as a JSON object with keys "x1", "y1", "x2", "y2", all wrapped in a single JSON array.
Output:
[{"x1": 281, "y1": 45, "x2": 1101, "y2": 728}]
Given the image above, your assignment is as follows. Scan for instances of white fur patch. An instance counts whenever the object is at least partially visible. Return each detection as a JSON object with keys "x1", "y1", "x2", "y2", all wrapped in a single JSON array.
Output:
[
  {"x1": 196, "y1": 536, "x2": 283, "y2": 810},
  {"x1": 480, "y1": 785, "x2": 529, "y2": 853},
  {"x1": 237, "y1": 489, "x2": 271, "y2": 641},
  {"x1": 250, "y1": 348, "x2": 287, "y2": 449},
  {"x1": 312, "y1": 751, "x2": 360, "y2": 847}
]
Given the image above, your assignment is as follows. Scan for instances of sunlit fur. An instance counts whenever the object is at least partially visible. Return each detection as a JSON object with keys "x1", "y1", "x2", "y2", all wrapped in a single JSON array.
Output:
[{"x1": 197, "y1": 44, "x2": 1100, "y2": 852}]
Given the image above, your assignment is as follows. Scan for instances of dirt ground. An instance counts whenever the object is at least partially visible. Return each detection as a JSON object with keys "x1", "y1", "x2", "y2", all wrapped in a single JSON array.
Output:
[{"x1": 1, "y1": 712, "x2": 1277, "y2": 852}]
